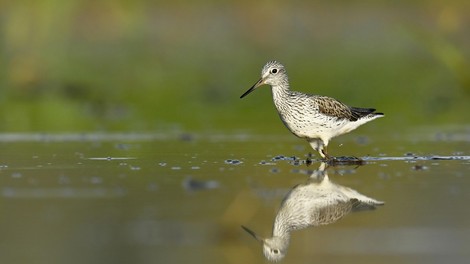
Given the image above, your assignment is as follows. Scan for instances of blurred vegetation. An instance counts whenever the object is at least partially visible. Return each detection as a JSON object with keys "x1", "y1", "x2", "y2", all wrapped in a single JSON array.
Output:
[{"x1": 0, "y1": 0, "x2": 469, "y2": 133}]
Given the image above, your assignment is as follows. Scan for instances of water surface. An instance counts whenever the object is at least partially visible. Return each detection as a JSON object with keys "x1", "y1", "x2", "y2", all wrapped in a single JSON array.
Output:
[{"x1": 0, "y1": 129, "x2": 469, "y2": 264}]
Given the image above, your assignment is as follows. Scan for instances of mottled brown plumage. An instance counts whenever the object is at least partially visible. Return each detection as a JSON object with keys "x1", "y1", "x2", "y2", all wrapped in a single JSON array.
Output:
[{"x1": 241, "y1": 60, "x2": 384, "y2": 159}]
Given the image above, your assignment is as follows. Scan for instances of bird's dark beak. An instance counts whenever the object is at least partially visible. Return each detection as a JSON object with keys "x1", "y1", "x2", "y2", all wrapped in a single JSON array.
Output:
[
  {"x1": 240, "y1": 78, "x2": 265, "y2": 98},
  {"x1": 241, "y1": 225, "x2": 264, "y2": 242}
]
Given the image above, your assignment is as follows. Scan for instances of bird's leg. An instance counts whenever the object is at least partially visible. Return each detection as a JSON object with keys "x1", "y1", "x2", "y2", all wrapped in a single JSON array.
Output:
[
  {"x1": 321, "y1": 146, "x2": 331, "y2": 161},
  {"x1": 306, "y1": 152, "x2": 313, "y2": 166},
  {"x1": 308, "y1": 139, "x2": 331, "y2": 161},
  {"x1": 308, "y1": 139, "x2": 322, "y2": 159}
]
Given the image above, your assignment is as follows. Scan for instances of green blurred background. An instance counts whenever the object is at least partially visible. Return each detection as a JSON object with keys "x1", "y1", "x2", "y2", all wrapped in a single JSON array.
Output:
[{"x1": 1, "y1": 0, "x2": 469, "y2": 133}]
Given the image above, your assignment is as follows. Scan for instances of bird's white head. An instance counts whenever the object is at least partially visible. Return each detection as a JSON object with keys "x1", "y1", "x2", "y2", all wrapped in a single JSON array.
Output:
[
  {"x1": 241, "y1": 225, "x2": 289, "y2": 262},
  {"x1": 240, "y1": 60, "x2": 288, "y2": 98},
  {"x1": 262, "y1": 236, "x2": 289, "y2": 262}
]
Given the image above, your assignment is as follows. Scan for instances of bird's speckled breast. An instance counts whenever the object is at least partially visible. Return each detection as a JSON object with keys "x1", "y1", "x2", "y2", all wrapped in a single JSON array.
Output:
[{"x1": 272, "y1": 91, "x2": 336, "y2": 139}]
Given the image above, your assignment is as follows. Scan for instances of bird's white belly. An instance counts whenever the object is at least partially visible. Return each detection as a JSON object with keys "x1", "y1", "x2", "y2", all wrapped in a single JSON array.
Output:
[{"x1": 281, "y1": 113, "x2": 351, "y2": 140}]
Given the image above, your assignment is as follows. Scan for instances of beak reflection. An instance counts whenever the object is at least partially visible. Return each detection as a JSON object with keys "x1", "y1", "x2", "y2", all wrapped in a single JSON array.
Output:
[{"x1": 241, "y1": 225, "x2": 264, "y2": 242}]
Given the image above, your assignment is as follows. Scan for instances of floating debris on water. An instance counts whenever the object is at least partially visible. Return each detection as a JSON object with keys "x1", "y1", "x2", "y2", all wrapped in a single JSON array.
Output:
[
  {"x1": 182, "y1": 177, "x2": 219, "y2": 191},
  {"x1": 271, "y1": 155, "x2": 298, "y2": 161},
  {"x1": 411, "y1": 164, "x2": 429, "y2": 170},
  {"x1": 225, "y1": 159, "x2": 243, "y2": 165},
  {"x1": 270, "y1": 167, "x2": 280, "y2": 173},
  {"x1": 158, "y1": 162, "x2": 167, "y2": 167},
  {"x1": 171, "y1": 166, "x2": 182, "y2": 170},
  {"x1": 327, "y1": 156, "x2": 365, "y2": 166},
  {"x1": 272, "y1": 154, "x2": 303, "y2": 165},
  {"x1": 87, "y1": 157, "x2": 137, "y2": 161},
  {"x1": 191, "y1": 166, "x2": 200, "y2": 170},
  {"x1": 259, "y1": 160, "x2": 276, "y2": 165},
  {"x1": 362, "y1": 155, "x2": 470, "y2": 161}
]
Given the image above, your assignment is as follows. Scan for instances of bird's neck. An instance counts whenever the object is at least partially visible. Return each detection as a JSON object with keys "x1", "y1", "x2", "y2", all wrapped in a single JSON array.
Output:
[
  {"x1": 270, "y1": 79, "x2": 291, "y2": 101},
  {"x1": 270, "y1": 81, "x2": 291, "y2": 115},
  {"x1": 273, "y1": 227, "x2": 291, "y2": 240},
  {"x1": 272, "y1": 212, "x2": 293, "y2": 238}
]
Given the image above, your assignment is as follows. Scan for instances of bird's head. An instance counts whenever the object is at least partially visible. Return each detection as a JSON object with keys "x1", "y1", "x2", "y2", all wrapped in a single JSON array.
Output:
[
  {"x1": 240, "y1": 60, "x2": 287, "y2": 98},
  {"x1": 241, "y1": 225, "x2": 289, "y2": 262}
]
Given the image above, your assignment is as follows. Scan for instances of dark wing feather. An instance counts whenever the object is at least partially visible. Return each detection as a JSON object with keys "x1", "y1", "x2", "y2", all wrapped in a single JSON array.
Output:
[
  {"x1": 350, "y1": 198, "x2": 381, "y2": 212},
  {"x1": 350, "y1": 107, "x2": 380, "y2": 120}
]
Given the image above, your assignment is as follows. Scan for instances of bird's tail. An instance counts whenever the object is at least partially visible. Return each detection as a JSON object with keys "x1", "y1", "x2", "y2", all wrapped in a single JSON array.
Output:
[{"x1": 350, "y1": 107, "x2": 384, "y2": 120}]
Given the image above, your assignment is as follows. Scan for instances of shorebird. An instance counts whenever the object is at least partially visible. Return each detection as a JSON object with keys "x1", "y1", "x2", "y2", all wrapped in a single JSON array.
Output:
[
  {"x1": 242, "y1": 163, "x2": 384, "y2": 262},
  {"x1": 241, "y1": 60, "x2": 384, "y2": 159}
]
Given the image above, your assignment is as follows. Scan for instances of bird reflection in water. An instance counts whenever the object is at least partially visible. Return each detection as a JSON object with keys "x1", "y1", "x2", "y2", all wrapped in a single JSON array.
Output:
[{"x1": 242, "y1": 162, "x2": 384, "y2": 262}]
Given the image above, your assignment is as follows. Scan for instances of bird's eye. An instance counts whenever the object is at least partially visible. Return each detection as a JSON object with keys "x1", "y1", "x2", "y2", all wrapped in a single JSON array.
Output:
[
  {"x1": 271, "y1": 68, "x2": 278, "y2": 74},
  {"x1": 272, "y1": 249, "x2": 279, "y2": 254}
]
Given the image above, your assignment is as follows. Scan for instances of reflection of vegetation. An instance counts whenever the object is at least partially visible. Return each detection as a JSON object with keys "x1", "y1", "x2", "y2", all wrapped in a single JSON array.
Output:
[{"x1": 0, "y1": 1, "x2": 469, "y2": 132}]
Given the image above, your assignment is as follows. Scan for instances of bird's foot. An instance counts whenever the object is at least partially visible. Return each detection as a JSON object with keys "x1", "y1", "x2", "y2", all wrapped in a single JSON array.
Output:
[{"x1": 320, "y1": 149, "x2": 332, "y2": 162}]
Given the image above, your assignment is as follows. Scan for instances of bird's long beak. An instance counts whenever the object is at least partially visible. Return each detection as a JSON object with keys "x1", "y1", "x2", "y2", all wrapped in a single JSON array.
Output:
[
  {"x1": 241, "y1": 225, "x2": 264, "y2": 242},
  {"x1": 240, "y1": 78, "x2": 265, "y2": 98}
]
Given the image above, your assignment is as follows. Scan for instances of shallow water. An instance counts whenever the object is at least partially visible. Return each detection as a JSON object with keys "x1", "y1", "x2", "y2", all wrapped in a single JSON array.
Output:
[{"x1": 0, "y1": 129, "x2": 469, "y2": 264}]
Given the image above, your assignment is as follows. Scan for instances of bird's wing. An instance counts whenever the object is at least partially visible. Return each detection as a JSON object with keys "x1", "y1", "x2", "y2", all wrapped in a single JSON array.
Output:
[
  {"x1": 312, "y1": 96, "x2": 358, "y2": 121},
  {"x1": 314, "y1": 200, "x2": 354, "y2": 225}
]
